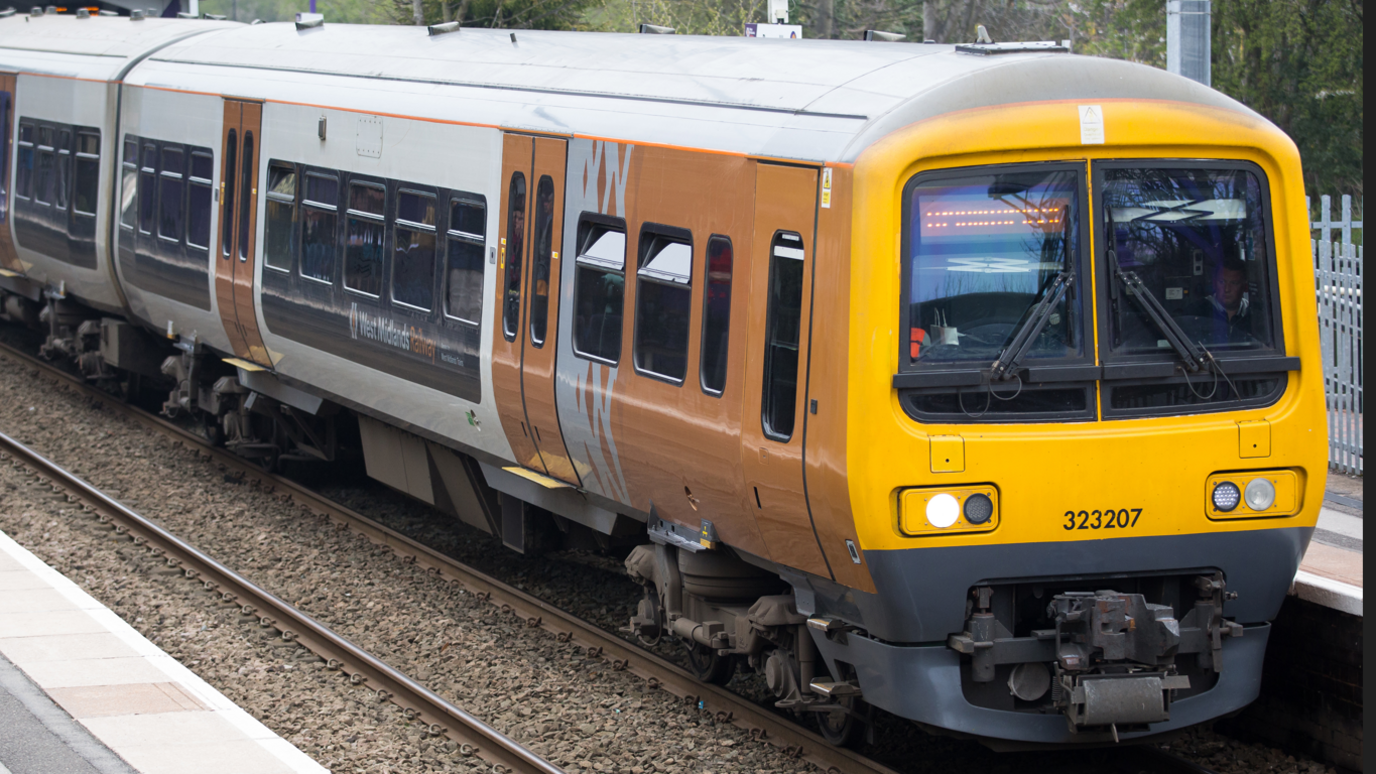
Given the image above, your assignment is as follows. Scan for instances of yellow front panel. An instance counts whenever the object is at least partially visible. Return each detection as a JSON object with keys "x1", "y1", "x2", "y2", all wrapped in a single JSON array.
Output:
[{"x1": 847, "y1": 99, "x2": 1327, "y2": 553}]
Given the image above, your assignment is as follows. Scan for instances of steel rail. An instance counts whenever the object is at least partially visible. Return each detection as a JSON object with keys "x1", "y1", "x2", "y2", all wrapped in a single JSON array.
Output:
[
  {"x1": 0, "y1": 427, "x2": 564, "y2": 774},
  {"x1": 0, "y1": 340, "x2": 902, "y2": 774}
]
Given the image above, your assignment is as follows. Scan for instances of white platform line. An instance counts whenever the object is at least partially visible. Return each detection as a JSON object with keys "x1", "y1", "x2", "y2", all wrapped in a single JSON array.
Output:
[{"x1": 1291, "y1": 569, "x2": 1363, "y2": 617}]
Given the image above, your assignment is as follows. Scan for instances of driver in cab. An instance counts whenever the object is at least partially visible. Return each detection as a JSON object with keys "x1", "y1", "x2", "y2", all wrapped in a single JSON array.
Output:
[{"x1": 1186, "y1": 254, "x2": 1253, "y2": 344}]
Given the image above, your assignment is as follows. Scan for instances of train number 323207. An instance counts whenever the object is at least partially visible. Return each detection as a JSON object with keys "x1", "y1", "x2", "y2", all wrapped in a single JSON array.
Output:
[{"x1": 1063, "y1": 509, "x2": 1142, "y2": 531}]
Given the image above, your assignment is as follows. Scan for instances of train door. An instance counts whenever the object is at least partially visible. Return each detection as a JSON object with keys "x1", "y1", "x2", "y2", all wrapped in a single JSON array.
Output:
[
  {"x1": 740, "y1": 163, "x2": 831, "y2": 578},
  {"x1": 492, "y1": 133, "x2": 580, "y2": 483},
  {"x1": 214, "y1": 98, "x2": 271, "y2": 365},
  {"x1": 0, "y1": 72, "x2": 17, "y2": 272}
]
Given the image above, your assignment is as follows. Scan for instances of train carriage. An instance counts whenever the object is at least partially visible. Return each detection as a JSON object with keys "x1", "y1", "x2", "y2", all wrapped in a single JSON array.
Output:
[{"x1": 0, "y1": 13, "x2": 1328, "y2": 748}]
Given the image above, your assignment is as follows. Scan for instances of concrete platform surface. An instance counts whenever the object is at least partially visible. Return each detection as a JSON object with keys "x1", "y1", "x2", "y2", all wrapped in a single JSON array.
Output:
[
  {"x1": 1292, "y1": 490, "x2": 1362, "y2": 617},
  {"x1": 0, "y1": 530, "x2": 328, "y2": 774}
]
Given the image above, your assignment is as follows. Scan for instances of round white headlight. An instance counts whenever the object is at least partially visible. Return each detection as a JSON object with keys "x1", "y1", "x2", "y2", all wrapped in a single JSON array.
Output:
[
  {"x1": 927, "y1": 493, "x2": 960, "y2": 528},
  {"x1": 1212, "y1": 481, "x2": 1241, "y2": 512},
  {"x1": 1244, "y1": 478, "x2": 1277, "y2": 511}
]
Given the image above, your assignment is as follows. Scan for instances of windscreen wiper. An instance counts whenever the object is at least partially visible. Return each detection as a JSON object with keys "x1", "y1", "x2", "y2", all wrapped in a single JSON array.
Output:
[
  {"x1": 989, "y1": 270, "x2": 1074, "y2": 381},
  {"x1": 1105, "y1": 215, "x2": 1209, "y2": 373}
]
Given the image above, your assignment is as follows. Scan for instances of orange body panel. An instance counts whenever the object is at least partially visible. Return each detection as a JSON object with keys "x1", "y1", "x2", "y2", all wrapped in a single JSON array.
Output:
[
  {"x1": 214, "y1": 99, "x2": 270, "y2": 365},
  {"x1": 492, "y1": 133, "x2": 543, "y2": 472}
]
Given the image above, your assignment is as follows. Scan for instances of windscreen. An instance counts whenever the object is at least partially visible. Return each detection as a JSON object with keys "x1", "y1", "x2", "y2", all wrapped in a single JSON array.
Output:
[
  {"x1": 1103, "y1": 167, "x2": 1274, "y2": 354},
  {"x1": 906, "y1": 168, "x2": 1082, "y2": 366}
]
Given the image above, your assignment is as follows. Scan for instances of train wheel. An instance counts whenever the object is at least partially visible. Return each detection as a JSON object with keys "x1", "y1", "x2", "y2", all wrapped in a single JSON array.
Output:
[
  {"x1": 684, "y1": 642, "x2": 733, "y2": 685},
  {"x1": 814, "y1": 697, "x2": 865, "y2": 748}
]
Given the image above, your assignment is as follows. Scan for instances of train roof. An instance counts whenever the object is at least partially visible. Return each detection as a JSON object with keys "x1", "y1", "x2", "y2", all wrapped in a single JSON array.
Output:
[
  {"x1": 5, "y1": 17, "x2": 1263, "y2": 163},
  {"x1": 0, "y1": 15, "x2": 241, "y2": 80}
]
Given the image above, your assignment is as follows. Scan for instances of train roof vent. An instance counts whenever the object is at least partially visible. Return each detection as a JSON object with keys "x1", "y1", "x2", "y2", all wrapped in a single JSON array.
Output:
[
  {"x1": 129, "y1": 8, "x2": 143, "y2": 18},
  {"x1": 956, "y1": 40, "x2": 1069, "y2": 55},
  {"x1": 295, "y1": 11, "x2": 323, "y2": 29},
  {"x1": 864, "y1": 30, "x2": 906, "y2": 41},
  {"x1": 428, "y1": 20, "x2": 459, "y2": 35},
  {"x1": 638, "y1": 23, "x2": 675, "y2": 33}
]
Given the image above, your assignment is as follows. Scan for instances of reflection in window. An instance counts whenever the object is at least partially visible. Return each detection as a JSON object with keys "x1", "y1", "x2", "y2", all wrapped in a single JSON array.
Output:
[
  {"x1": 35, "y1": 138, "x2": 53, "y2": 205},
  {"x1": 16, "y1": 123, "x2": 32, "y2": 199},
  {"x1": 502, "y1": 173, "x2": 526, "y2": 340},
  {"x1": 54, "y1": 130, "x2": 70, "y2": 210},
  {"x1": 264, "y1": 162, "x2": 297, "y2": 271},
  {"x1": 73, "y1": 131, "x2": 98, "y2": 216},
  {"x1": 187, "y1": 151, "x2": 212, "y2": 249},
  {"x1": 159, "y1": 146, "x2": 184, "y2": 241},
  {"x1": 634, "y1": 228, "x2": 692, "y2": 382},
  {"x1": 301, "y1": 172, "x2": 338, "y2": 283},
  {"x1": 119, "y1": 138, "x2": 137, "y2": 229},
  {"x1": 393, "y1": 189, "x2": 437, "y2": 311},
  {"x1": 445, "y1": 195, "x2": 486, "y2": 324},
  {"x1": 0, "y1": 94, "x2": 10, "y2": 215},
  {"x1": 237, "y1": 132, "x2": 254, "y2": 260},
  {"x1": 140, "y1": 143, "x2": 157, "y2": 235},
  {"x1": 529, "y1": 176, "x2": 555, "y2": 346},
  {"x1": 905, "y1": 167, "x2": 1082, "y2": 366},
  {"x1": 700, "y1": 236, "x2": 732, "y2": 395},
  {"x1": 572, "y1": 218, "x2": 626, "y2": 364},
  {"x1": 345, "y1": 181, "x2": 385, "y2": 296},
  {"x1": 220, "y1": 131, "x2": 236, "y2": 255},
  {"x1": 762, "y1": 233, "x2": 805, "y2": 441},
  {"x1": 1102, "y1": 167, "x2": 1274, "y2": 354}
]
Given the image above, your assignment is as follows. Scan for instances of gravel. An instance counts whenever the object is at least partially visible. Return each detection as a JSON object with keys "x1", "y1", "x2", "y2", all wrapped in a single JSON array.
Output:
[{"x1": 0, "y1": 343, "x2": 1346, "y2": 774}]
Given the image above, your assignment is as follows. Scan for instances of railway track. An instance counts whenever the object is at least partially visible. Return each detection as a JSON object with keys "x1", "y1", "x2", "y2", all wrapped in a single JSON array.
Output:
[{"x1": 0, "y1": 337, "x2": 1229, "y2": 774}]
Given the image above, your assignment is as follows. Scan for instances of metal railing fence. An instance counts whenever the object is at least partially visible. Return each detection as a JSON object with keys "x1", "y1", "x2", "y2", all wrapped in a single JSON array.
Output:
[{"x1": 1315, "y1": 238, "x2": 1363, "y2": 475}]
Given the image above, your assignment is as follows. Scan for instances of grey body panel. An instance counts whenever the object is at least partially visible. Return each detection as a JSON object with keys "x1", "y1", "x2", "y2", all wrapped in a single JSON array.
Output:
[
  {"x1": 791, "y1": 527, "x2": 1311, "y2": 644},
  {"x1": 127, "y1": 23, "x2": 1264, "y2": 165},
  {"x1": 810, "y1": 621, "x2": 1269, "y2": 744}
]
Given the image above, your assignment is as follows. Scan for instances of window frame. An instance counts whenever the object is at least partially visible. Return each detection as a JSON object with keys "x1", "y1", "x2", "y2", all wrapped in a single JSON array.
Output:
[
  {"x1": 699, "y1": 234, "x2": 733, "y2": 397},
  {"x1": 761, "y1": 230, "x2": 807, "y2": 443},
  {"x1": 119, "y1": 136, "x2": 138, "y2": 231},
  {"x1": 54, "y1": 128, "x2": 70, "y2": 211},
  {"x1": 299, "y1": 170, "x2": 340, "y2": 286},
  {"x1": 570, "y1": 212, "x2": 628, "y2": 367},
  {"x1": 632, "y1": 222, "x2": 694, "y2": 386},
  {"x1": 390, "y1": 186, "x2": 439, "y2": 313},
  {"x1": 185, "y1": 149, "x2": 213, "y2": 250},
  {"x1": 263, "y1": 160, "x2": 298, "y2": 273},
  {"x1": 343, "y1": 179, "x2": 387, "y2": 298},
  {"x1": 442, "y1": 192, "x2": 487, "y2": 326},
  {"x1": 157, "y1": 144, "x2": 184, "y2": 244},
  {"x1": 15, "y1": 121, "x2": 33, "y2": 200},
  {"x1": 1092, "y1": 158, "x2": 1290, "y2": 419}
]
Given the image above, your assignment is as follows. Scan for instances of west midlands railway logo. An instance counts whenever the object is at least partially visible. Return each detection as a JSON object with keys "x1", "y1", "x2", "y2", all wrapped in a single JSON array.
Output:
[{"x1": 350, "y1": 302, "x2": 438, "y2": 363}]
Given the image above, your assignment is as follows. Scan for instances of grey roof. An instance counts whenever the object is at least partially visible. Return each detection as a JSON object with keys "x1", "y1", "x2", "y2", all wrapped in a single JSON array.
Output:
[
  {"x1": 0, "y1": 15, "x2": 240, "y2": 78},
  {"x1": 2, "y1": 17, "x2": 1265, "y2": 162}
]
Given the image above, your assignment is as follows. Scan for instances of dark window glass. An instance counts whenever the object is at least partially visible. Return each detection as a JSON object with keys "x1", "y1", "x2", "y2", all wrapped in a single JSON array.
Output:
[
  {"x1": 571, "y1": 218, "x2": 626, "y2": 364},
  {"x1": 444, "y1": 194, "x2": 486, "y2": 324},
  {"x1": 221, "y1": 130, "x2": 236, "y2": 257},
  {"x1": 529, "y1": 176, "x2": 555, "y2": 345},
  {"x1": 16, "y1": 123, "x2": 32, "y2": 199},
  {"x1": 264, "y1": 163, "x2": 297, "y2": 271},
  {"x1": 762, "y1": 232, "x2": 805, "y2": 441},
  {"x1": 237, "y1": 131, "x2": 254, "y2": 260},
  {"x1": 35, "y1": 147, "x2": 52, "y2": 205},
  {"x1": 158, "y1": 147, "x2": 183, "y2": 241},
  {"x1": 502, "y1": 173, "x2": 527, "y2": 340},
  {"x1": 138, "y1": 146, "x2": 156, "y2": 234},
  {"x1": 301, "y1": 172, "x2": 338, "y2": 283},
  {"x1": 905, "y1": 167, "x2": 1082, "y2": 367},
  {"x1": 700, "y1": 236, "x2": 733, "y2": 395},
  {"x1": 38, "y1": 126, "x2": 51, "y2": 146},
  {"x1": 634, "y1": 229, "x2": 692, "y2": 382},
  {"x1": 345, "y1": 182, "x2": 385, "y2": 296},
  {"x1": 1102, "y1": 166, "x2": 1276, "y2": 355},
  {"x1": 119, "y1": 138, "x2": 137, "y2": 228},
  {"x1": 187, "y1": 151, "x2": 212, "y2": 249},
  {"x1": 0, "y1": 95, "x2": 9, "y2": 213},
  {"x1": 393, "y1": 190, "x2": 437, "y2": 311},
  {"x1": 54, "y1": 130, "x2": 69, "y2": 210},
  {"x1": 1107, "y1": 376, "x2": 1283, "y2": 412},
  {"x1": 72, "y1": 132, "x2": 99, "y2": 217},
  {"x1": 906, "y1": 386, "x2": 1090, "y2": 418}
]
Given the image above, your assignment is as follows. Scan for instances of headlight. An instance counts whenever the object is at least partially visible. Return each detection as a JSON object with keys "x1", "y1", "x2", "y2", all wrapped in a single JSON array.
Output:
[
  {"x1": 1244, "y1": 478, "x2": 1277, "y2": 511},
  {"x1": 963, "y1": 493, "x2": 994, "y2": 524},
  {"x1": 1212, "y1": 481, "x2": 1241, "y2": 512},
  {"x1": 926, "y1": 493, "x2": 960, "y2": 528}
]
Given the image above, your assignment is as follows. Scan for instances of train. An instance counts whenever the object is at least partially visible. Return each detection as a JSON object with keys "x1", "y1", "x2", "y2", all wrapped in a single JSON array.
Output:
[{"x1": 0, "y1": 11, "x2": 1328, "y2": 749}]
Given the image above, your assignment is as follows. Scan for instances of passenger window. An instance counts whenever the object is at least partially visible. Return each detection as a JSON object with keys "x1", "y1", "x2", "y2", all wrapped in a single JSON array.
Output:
[
  {"x1": 301, "y1": 172, "x2": 338, "y2": 283},
  {"x1": 344, "y1": 181, "x2": 385, "y2": 296},
  {"x1": 571, "y1": 217, "x2": 626, "y2": 364},
  {"x1": 263, "y1": 162, "x2": 297, "y2": 271},
  {"x1": 220, "y1": 131, "x2": 235, "y2": 255},
  {"x1": 34, "y1": 126, "x2": 53, "y2": 206},
  {"x1": 700, "y1": 235, "x2": 733, "y2": 395},
  {"x1": 119, "y1": 137, "x2": 137, "y2": 229},
  {"x1": 762, "y1": 232, "x2": 806, "y2": 441},
  {"x1": 502, "y1": 173, "x2": 527, "y2": 341},
  {"x1": 15, "y1": 123, "x2": 32, "y2": 200},
  {"x1": 158, "y1": 146, "x2": 184, "y2": 241},
  {"x1": 0, "y1": 94, "x2": 10, "y2": 215},
  {"x1": 633, "y1": 226, "x2": 692, "y2": 382},
  {"x1": 528, "y1": 176, "x2": 555, "y2": 346},
  {"x1": 140, "y1": 143, "x2": 157, "y2": 235},
  {"x1": 392, "y1": 189, "x2": 437, "y2": 311},
  {"x1": 237, "y1": 131, "x2": 254, "y2": 260},
  {"x1": 54, "y1": 129, "x2": 70, "y2": 211},
  {"x1": 444, "y1": 195, "x2": 486, "y2": 325},
  {"x1": 186, "y1": 150, "x2": 212, "y2": 249},
  {"x1": 74, "y1": 132, "x2": 99, "y2": 217}
]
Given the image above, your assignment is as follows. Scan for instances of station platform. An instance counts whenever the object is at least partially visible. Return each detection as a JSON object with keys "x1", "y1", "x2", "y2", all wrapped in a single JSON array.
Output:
[
  {"x1": 1293, "y1": 485, "x2": 1363, "y2": 616},
  {"x1": 0, "y1": 531, "x2": 327, "y2": 774}
]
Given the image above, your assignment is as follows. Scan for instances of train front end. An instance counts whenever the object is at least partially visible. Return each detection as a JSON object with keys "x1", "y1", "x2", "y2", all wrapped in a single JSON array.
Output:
[{"x1": 834, "y1": 63, "x2": 1327, "y2": 745}]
